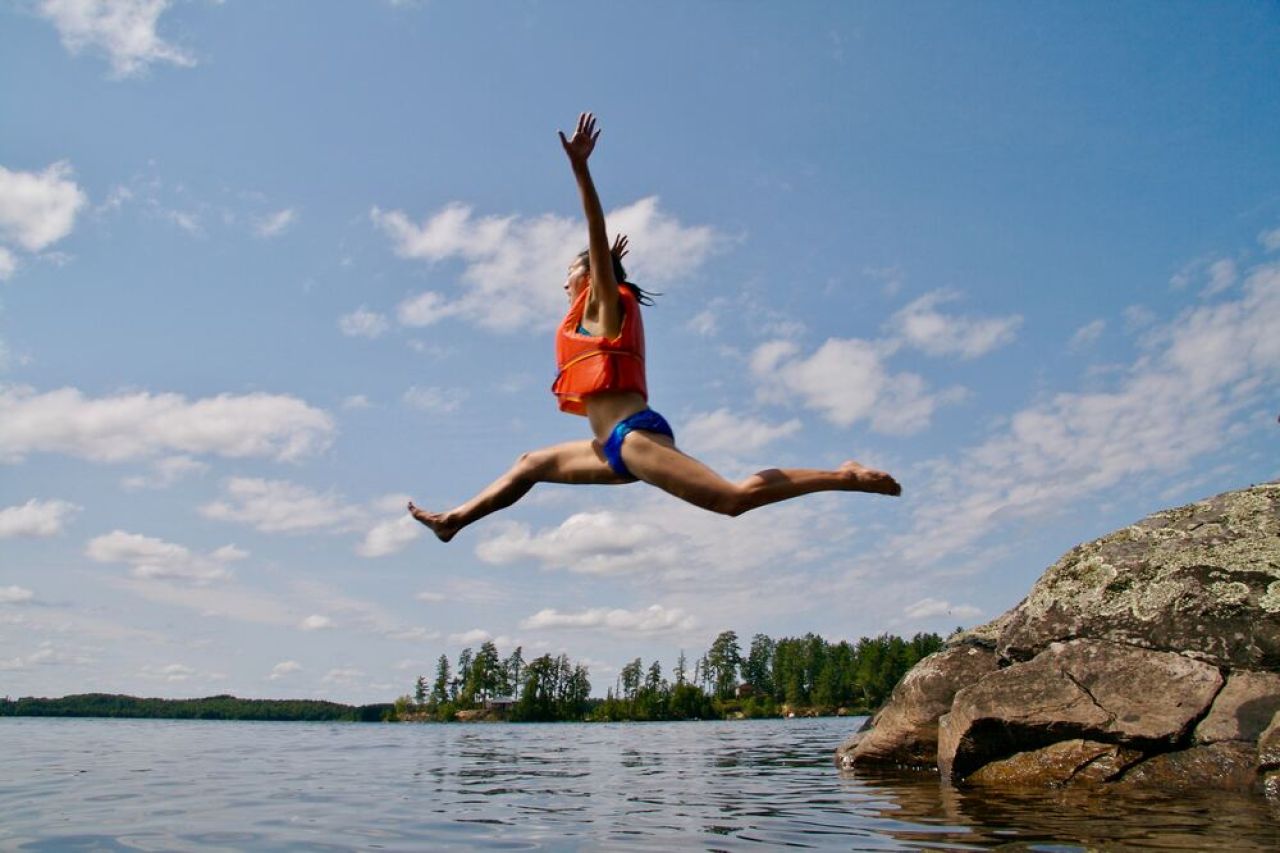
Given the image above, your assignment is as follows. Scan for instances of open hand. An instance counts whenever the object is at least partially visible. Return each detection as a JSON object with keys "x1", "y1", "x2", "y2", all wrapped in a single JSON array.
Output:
[
  {"x1": 610, "y1": 233, "x2": 629, "y2": 264},
  {"x1": 558, "y1": 112, "x2": 600, "y2": 167}
]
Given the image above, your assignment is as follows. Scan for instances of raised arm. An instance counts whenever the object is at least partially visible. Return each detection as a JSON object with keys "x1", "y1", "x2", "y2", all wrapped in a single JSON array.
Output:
[{"x1": 559, "y1": 112, "x2": 621, "y2": 334}]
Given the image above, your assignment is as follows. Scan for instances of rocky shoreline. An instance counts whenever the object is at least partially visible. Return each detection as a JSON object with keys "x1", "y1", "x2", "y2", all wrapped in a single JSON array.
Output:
[{"x1": 837, "y1": 481, "x2": 1280, "y2": 800}]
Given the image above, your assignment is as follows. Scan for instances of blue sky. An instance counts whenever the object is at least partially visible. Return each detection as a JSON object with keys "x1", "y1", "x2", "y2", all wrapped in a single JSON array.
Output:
[{"x1": 2, "y1": 0, "x2": 1278, "y2": 703}]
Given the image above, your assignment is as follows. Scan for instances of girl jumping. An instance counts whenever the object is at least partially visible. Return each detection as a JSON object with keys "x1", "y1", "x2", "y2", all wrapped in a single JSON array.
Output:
[{"x1": 409, "y1": 112, "x2": 900, "y2": 543}]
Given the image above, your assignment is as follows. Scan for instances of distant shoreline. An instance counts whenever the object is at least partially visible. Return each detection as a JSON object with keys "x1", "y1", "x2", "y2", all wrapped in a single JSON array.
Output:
[
  {"x1": 1, "y1": 693, "x2": 873, "y2": 724},
  {"x1": 0, "y1": 693, "x2": 391, "y2": 722}
]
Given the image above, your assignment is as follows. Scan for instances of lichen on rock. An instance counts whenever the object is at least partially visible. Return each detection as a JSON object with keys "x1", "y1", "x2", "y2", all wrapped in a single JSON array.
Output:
[{"x1": 837, "y1": 481, "x2": 1280, "y2": 795}]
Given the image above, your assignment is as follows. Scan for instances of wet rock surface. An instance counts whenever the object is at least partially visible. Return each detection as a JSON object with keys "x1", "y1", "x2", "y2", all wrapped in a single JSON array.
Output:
[
  {"x1": 837, "y1": 644, "x2": 997, "y2": 769},
  {"x1": 838, "y1": 482, "x2": 1280, "y2": 794}
]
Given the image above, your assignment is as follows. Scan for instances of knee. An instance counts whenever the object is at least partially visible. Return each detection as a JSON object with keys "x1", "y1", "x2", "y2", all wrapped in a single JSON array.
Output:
[
  {"x1": 512, "y1": 450, "x2": 546, "y2": 482},
  {"x1": 715, "y1": 490, "x2": 751, "y2": 518}
]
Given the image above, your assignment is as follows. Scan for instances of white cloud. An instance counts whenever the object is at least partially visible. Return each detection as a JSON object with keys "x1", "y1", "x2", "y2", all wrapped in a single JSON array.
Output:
[
  {"x1": 86, "y1": 530, "x2": 234, "y2": 583},
  {"x1": 686, "y1": 309, "x2": 718, "y2": 337},
  {"x1": 291, "y1": 579, "x2": 433, "y2": 642},
  {"x1": 888, "y1": 291, "x2": 1021, "y2": 359},
  {"x1": 164, "y1": 209, "x2": 200, "y2": 234},
  {"x1": 894, "y1": 260, "x2": 1280, "y2": 566},
  {"x1": 1069, "y1": 319, "x2": 1106, "y2": 351},
  {"x1": 903, "y1": 597, "x2": 981, "y2": 620},
  {"x1": 521, "y1": 604, "x2": 695, "y2": 634},
  {"x1": 0, "y1": 386, "x2": 334, "y2": 464},
  {"x1": 201, "y1": 478, "x2": 367, "y2": 534},
  {"x1": 1259, "y1": 226, "x2": 1280, "y2": 254},
  {"x1": 1203, "y1": 258, "x2": 1238, "y2": 297},
  {"x1": 0, "y1": 641, "x2": 94, "y2": 669},
  {"x1": 357, "y1": 514, "x2": 421, "y2": 557},
  {"x1": 0, "y1": 161, "x2": 87, "y2": 253},
  {"x1": 448, "y1": 628, "x2": 493, "y2": 646},
  {"x1": 300, "y1": 614, "x2": 334, "y2": 631},
  {"x1": 477, "y1": 511, "x2": 679, "y2": 575},
  {"x1": 415, "y1": 591, "x2": 445, "y2": 603},
  {"x1": 396, "y1": 291, "x2": 458, "y2": 328},
  {"x1": 863, "y1": 265, "x2": 905, "y2": 296},
  {"x1": 1123, "y1": 304, "x2": 1156, "y2": 331},
  {"x1": 254, "y1": 208, "x2": 295, "y2": 238},
  {"x1": 680, "y1": 408, "x2": 801, "y2": 455},
  {"x1": 121, "y1": 455, "x2": 209, "y2": 490},
  {"x1": 474, "y1": 493, "x2": 836, "y2": 600},
  {"x1": 322, "y1": 667, "x2": 363, "y2": 684},
  {"x1": 38, "y1": 0, "x2": 196, "y2": 77},
  {"x1": 339, "y1": 307, "x2": 389, "y2": 339},
  {"x1": 268, "y1": 660, "x2": 302, "y2": 680},
  {"x1": 0, "y1": 498, "x2": 80, "y2": 538},
  {"x1": 373, "y1": 196, "x2": 718, "y2": 332},
  {"x1": 140, "y1": 662, "x2": 195, "y2": 682},
  {"x1": 341, "y1": 394, "x2": 372, "y2": 410},
  {"x1": 0, "y1": 247, "x2": 15, "y2": 280},
  {"x1": 750, "y1": 337, "x2": 962, "y2": 434},
  {"x1": 402, "y1": 386, "x2": 465, "y2": 414},
  {"x1": 0, "y1": 586, "x2": 35, "y2": 604},
  {"x1": 211, "y1": 544, "x2": 248, "y2": 562}
]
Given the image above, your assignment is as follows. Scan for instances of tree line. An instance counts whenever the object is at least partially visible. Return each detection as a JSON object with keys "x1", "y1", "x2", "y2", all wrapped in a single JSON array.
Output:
[
  {"x1": 0, "y1": 693, "x2": 391, "y2": 722},
  {"x1": 396, "y1": 630, "x2": 944, "y2": 722}
]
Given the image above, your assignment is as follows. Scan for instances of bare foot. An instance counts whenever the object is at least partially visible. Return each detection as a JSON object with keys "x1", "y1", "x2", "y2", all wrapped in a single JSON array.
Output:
[
  {"x1": 840, "y1": 461, "x2": 902, "y2": 496},
  {"x1": 407, "y1": 501, "x2": 461, "y2": 543}
]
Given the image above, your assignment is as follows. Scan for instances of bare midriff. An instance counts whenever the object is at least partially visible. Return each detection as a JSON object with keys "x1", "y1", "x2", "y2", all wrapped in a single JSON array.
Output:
[{"x1": 584, "y1": 390, "x2": 649, "y2": 443}]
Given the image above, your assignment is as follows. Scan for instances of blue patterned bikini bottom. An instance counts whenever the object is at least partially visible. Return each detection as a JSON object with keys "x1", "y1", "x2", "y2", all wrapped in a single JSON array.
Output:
[{"x1": 602, "y1": 409, "x2": 674, "y2": 480}]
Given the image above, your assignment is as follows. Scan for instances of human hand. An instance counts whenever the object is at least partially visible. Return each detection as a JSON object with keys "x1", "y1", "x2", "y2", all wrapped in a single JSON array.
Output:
[
  {"x1": 610, "y1": 233, "x2": 629, "y2": 265},
  {"x1": 558, "y1": 112, "x2": 600, "y2": 168}
]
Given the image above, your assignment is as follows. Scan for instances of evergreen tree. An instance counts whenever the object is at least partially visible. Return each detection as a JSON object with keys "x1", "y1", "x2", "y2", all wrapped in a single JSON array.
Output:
[
  {"x1": 502, "y1": 646, "x2": 524, "y2": 698},
  {"x1": 430, "y1": 655, "x2": 451, "y2": 706},
  {"x1": 454, "y1": 648, "x2": 474, "y2": 704},
  {"x1": 743, "y1": 633, "x2": 775, "y2": 696},
  {"x1": 620, "y1": 658, "x2": 643, "y2": 702},
  {"x1": 705, "y1": 630, "x2": 743, "y2": 699}
]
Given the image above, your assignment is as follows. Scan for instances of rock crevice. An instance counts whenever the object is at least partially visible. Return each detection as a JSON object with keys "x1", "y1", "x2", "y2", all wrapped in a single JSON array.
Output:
[{"x1": 837, "y1": 482, "x2": 1280, "y2": 799}]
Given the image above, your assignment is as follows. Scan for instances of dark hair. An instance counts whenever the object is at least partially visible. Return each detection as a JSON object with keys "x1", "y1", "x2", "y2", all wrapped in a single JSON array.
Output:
[{"x1": 575, "y1": 249, "x2": 659, "y2": 306}]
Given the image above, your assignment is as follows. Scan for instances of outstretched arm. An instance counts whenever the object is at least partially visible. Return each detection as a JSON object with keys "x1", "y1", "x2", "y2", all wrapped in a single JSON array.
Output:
[{"x1": 559, "y1": 112, "x2": 621, "y2": 334}]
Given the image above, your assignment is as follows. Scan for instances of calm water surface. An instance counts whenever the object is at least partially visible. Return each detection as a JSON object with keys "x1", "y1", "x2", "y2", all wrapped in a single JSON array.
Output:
[{"x1": 2, "y1": 717, "x2": 1277, "y2": 850}]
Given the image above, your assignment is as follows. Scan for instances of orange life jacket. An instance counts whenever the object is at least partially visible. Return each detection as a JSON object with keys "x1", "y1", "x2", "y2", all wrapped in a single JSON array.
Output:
[{"x1": 552, "y1": 286, "x2": 647, "y2": 415}]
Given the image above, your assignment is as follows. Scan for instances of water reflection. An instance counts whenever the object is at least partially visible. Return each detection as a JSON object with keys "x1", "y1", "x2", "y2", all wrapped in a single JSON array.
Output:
[
  {"x1": 3, "y1": 717, "x2": 1278, "y2": 850},
  {"x1": 844, "y1": 766, "x2": 1280, "y2": 850}
]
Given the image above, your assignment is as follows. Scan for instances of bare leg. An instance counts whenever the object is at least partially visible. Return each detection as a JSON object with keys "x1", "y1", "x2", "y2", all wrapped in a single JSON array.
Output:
[
  {"x1": 620, "y1": 432, "x2": 900, "y2": 517},
  {"x1": 408, "y1": 440, "x2": 629, "y2": 542}
]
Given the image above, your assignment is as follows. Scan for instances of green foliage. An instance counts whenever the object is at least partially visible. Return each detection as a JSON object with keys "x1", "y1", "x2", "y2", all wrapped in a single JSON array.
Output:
[
  {"x1": 512, "y1": 653, "x2": 590, "y2": 721},
  {"x1": 401, "y1": 629, "x2": 943, "y2": 724}
]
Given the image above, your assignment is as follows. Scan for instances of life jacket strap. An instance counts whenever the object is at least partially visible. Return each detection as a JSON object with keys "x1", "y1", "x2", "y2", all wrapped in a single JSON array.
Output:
[{"x1": 555, "y1": 348, "x2": 643, "y2": 379}]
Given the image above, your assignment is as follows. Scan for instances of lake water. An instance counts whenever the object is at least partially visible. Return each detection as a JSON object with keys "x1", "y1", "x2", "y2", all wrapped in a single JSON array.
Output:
[{"x1": 2, "y1": 716, "x2": 1277, "y2": 850}]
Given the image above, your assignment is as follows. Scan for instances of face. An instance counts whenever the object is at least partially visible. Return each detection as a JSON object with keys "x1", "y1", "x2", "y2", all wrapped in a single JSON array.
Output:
[{"x1": 563, "y1": 261, "x2": 589, "y2": 302}]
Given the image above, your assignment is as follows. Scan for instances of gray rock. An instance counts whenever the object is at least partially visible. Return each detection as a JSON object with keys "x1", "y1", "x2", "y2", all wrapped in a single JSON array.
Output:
[
  {"x1": 937, "y1": 639, "x2": 1222, "y2": 780},
  {"x1": 836, "y1": 643, "x2": 997, "y2": 770},
  {"x1": 997, "y1": 483, "x2": 1280, "y2": 668},
  {"x1": 1194, "y1": 670, "x2": 1280, "y2": 744},
  {"x1": 838, "y1": 482, "x2": 1280, "y2": 794}
]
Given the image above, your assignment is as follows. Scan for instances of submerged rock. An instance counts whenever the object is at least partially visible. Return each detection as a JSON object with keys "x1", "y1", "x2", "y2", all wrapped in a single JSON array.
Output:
[
  {"x1": 964, "y1": 739, "x2": 1143, "y2": 787},
  {"x1": 837, "y1": 481, "x2": 1280, "y2": 794}
]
